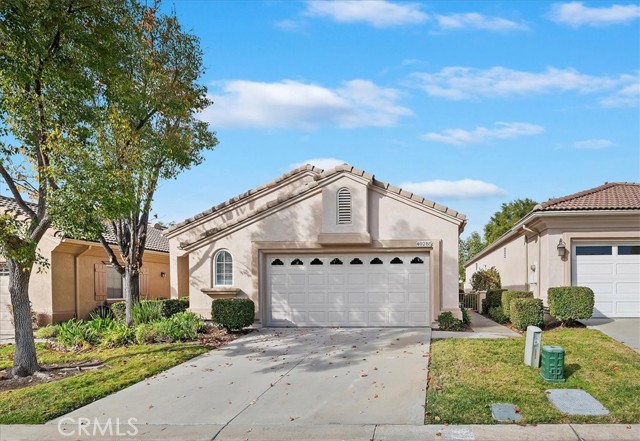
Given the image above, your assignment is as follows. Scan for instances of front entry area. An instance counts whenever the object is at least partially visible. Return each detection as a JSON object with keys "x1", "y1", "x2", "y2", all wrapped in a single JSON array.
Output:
[{"x1": 267, "y1": 252, "x2": 430, "y2": 327}]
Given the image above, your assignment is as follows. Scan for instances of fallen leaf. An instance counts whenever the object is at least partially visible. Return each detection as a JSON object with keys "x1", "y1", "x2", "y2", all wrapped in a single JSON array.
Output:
[
  {"x1": 436, "y1": 432, "x2": 442, "y2": 437},
  {"x1": 435, "y1": 385, "x2": 442, "y2": 391},
  {"x1": 434, "y1": 416, "x2": 441, "y2": 422},
  {"x1": 514, "y1": 406, "x2": 521, "y2": 413}
]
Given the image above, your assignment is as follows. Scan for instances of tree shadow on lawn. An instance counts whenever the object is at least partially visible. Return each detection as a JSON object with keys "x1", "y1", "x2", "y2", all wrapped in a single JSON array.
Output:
[{"x1": 563, "y1": 363, "x2": 581, "y2": 378}]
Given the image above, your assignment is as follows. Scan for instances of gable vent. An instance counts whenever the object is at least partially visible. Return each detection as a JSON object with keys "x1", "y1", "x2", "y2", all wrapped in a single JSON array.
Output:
[{"x1": 337, "y1": 188, "x2": 352, "y2": 225}]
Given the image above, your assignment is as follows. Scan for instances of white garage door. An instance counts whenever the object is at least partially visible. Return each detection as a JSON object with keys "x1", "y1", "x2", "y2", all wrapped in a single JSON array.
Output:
[
  {"x1": 0, "y1": 263, "x2": 14, "y2": 336},
  {"x1": 267, "y1": 253, "x2": 429, "y2": 327},
  {"x1": 572, "y1": 243, "x2": 640, "y2": 318}
]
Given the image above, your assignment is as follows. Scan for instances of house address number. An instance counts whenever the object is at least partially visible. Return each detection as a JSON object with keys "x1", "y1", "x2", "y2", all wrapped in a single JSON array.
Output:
[{"x1": 416, "y1": 240, "x2": 432, "y2": 248}]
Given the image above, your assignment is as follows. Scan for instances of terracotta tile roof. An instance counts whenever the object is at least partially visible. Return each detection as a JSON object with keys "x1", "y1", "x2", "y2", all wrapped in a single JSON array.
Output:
[
  {"x1": 178, "y1": 163, "x2": 467, "y2": 250},
  {"x1": 537, "y1": 182, "x2": 640, "y2": 211},
  {"x1": 0, "y1": 195, "x2": 168, "y2": 253}
]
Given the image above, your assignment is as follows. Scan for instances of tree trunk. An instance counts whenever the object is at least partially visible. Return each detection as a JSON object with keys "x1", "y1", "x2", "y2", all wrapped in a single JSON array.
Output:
[
  {"x1": 8, "y1": 260, "x2": 39, "y2": 377},
  {"x1": 123, "y1": 265, "x2": 140, "y2": 327}
]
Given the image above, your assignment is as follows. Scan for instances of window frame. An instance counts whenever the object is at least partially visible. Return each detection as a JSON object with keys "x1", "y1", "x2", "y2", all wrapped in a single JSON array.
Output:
[
  {"x1": 106, "y1": 265, "x2": 124, "y2": 300},
  {"x1": 213, "y1": 249, "x2": 234, "y2": 287}
]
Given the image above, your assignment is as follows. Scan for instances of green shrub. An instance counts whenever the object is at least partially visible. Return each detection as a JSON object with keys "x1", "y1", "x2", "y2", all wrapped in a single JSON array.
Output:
[
  {"x1": 461, "y1": 308, "x2": 471, "y2": 325},
  {"x1": 35, "y1": 325, "x2": 59, "y2": 339},
  {"x1": 131, "y1": 301, "x2": 164, "y2": 325},
  {"x1": 489, "y1": 306, "x2": 508, "y2": 324},
  {"x1": 483, "y1": 289, "x2": 507, "y2": 314},
  {"x1": 56, "y1": 320, "x2": 98, "y2": 347},
  {"x1": 548, "y1": 286, "x2": 595, "y2": 325},
  {"x1": 501, "y1": 290, "x2": 533, "y2": 318},
  {"x1": 471, "y1": 267, "x2": 501, "y2": 291},
  {"x1": 160, "y1": 297, "x2": 189, "y2": 318},
  {"x1": 436, "y1": 312, "x2": 462, "y2": 331},
  {"x1": 211, "y1": 298, "x2": 255, "y2": 331},
  {"x1": 89, "y1": 305, "x2": 114, "y2": 320},
  {"x1": 510, "y1": 298, "x2": 544, "y2": 330},
  {"x1": 111, "y1": 302, "x2": 126, "y2": 321},
  {"x1": 99, "y1": 321, "x2": 135, "y2": 347},
  {"x1": 158, "y1": 311, "x2": 204, "y2": 342},
  {"x1": 134, "y1": 323, "x2": 165, "y2": 344}
]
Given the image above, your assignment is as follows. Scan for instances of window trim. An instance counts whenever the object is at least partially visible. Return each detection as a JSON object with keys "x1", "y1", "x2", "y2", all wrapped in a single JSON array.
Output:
[
  {"x1": 106, "y1": 265, "x2": 124, "y2": 300},
  {"x1": 213, "y1": 249, "x2": 234, "y2": 287},
  {"x1": 336, "y1": 187, "x2": 352, "y2": 225}
]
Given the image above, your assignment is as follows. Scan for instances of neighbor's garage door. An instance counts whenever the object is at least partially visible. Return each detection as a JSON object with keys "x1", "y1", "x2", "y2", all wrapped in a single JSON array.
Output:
[
  {"x1": 0, "y1": 263, "x2": 14, "y2": 336},
  {"x1": 572, "y1": 243, "x2": 640, "y2": 318},
  {"x1": 267, "y1": 253, "x2": 429, "y2": 327}
]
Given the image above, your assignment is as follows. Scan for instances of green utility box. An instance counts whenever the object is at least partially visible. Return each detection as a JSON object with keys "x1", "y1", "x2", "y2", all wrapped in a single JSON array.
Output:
[{"x1": 541, "y1": 346, "x2": 565, "y2": 382}]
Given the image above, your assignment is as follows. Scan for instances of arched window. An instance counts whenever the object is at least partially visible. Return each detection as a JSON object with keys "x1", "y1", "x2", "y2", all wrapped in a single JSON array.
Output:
[
  {"x1": 337, "y1": 188, "x2": 352, "y2": 224},
  {"x1": 214, "y1": 250, "x2": 233, "y2": 286}
]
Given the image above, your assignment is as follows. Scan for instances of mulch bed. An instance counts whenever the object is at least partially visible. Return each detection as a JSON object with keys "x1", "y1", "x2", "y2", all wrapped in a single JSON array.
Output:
[{"x1": 0, "y1": 359, "x2": 105, "y2": 392}]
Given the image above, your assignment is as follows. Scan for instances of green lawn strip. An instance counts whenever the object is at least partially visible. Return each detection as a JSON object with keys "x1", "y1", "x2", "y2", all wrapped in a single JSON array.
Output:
[
  {"x1": 0, "y1": 343, "x2": 211, "y2": 424},
  {"x1": 426, "y1": 329, "x2": 640, "y2": 424}
]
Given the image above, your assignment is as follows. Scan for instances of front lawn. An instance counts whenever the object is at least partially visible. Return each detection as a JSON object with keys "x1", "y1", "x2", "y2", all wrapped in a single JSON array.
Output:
[
  {"x1": 426, "y1": 328, "x2": 640, "y2": 424},
  {"x1": 0, "y1": 343, "x2": 211, "y2": 423}
]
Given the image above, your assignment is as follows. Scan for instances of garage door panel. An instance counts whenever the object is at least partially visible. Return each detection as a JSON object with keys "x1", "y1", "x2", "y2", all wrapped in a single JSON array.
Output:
[
  {"x1": 268, "y1": 253, "x2": 429, "y2": 327},
  {"x1": 573, "y1": 244, "x2": 640, "y2": 318}
]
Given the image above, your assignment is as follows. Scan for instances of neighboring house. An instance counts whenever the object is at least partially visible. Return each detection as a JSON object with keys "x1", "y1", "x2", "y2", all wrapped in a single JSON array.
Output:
[
  {"x1": 0, "y1": 196, "x2": 170, "y2": 336},
  {"x1": 165, "y1": 164, "x2": 466, "y2": 327},
  {"x1": 464, "y1": 183, "x2": 640, "y2": 318}
]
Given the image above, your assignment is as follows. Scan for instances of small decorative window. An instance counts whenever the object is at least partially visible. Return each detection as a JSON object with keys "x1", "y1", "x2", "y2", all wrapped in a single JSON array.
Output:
[
  {"x1": 618, "y1": 245, "x2": 640, "y2": 255},
  {"x1": 575, "y1": 246, "x2": 612, "y2": 256},
  {"x1": 390, "y1": 257, "x2": 403, "y2": 264},
  {"x1": 411, "y1": 257, "x2": 424, "y2": 264},
  {"x1": 291, "y1": 258, "x2": 304, "y2": 265},
  {"x1": 271, "y1": 258, "x2": 284, "y2": 266},
  {"x1": 337, "y1": 188, "x2": 352, "y2": 225},
  {"x1": 370, "y1": 257, "x2": 383, "y2": 265},
  {"x1": 214, "y1": 250, "x2": 233, "y2": 286},
  {"x1": 0, "y1": 263, "x2": 9, "y2": 277},
  {"x1": 330, "y1": 258, "x2": 343, "y2": 265},
  {"x1": 350, "y1": 258, "x2": 363, "y2": 265},
  {"x1": 310, "y1": 258, "x2": 323, "y2": 265}
]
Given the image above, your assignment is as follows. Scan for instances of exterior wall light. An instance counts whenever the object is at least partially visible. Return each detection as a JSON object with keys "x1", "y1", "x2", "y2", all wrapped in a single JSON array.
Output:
[{"x1": 557, "y1": 239, "x2": 567, "y2": 258}]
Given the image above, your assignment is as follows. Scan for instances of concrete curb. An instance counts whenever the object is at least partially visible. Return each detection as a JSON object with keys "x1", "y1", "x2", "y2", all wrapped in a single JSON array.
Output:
[{"x1": 1, "y1": 423, "x2": 638, "y2": 441}]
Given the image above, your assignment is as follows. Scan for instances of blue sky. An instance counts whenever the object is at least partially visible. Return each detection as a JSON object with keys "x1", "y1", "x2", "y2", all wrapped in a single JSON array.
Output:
[{"x1": 154, "y1": 1, "x2": 638, "y2": 235}]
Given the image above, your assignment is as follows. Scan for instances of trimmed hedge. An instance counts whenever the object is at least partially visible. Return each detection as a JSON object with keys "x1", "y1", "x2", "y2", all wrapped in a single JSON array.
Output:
[
  {"x1": 211, "y1": 298, "x2": 255, "y2": 331},
  {"x1": 501, "y1": 290, "x2": 533, "y2": 319},
  {"x1": 436, "y1": 311, "x2": 462, "y2": 331},
  {"x1": 488, "y1": 306, "x2": 508, "y2": 324},
  {"x1": 548, "y1": 286, "x2": 594, "y2": 325},
  {"x1": 510, "y1": 298, "x2": 543, "y2": 330},
  {"x1": 461, "y1": 308, "x2": 471, "y2": 325},
  {"x1": 483, "y1": 289, "x2": 507, "y2": 313}
]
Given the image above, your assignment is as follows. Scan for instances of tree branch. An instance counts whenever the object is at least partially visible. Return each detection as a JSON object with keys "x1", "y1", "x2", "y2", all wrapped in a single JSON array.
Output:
[
  {"x1": 98, "y1": 233, "x2": 124, "y2": 274},
  {"x1": 0, "y1": 164, "x2": 37, "y2": 220}
]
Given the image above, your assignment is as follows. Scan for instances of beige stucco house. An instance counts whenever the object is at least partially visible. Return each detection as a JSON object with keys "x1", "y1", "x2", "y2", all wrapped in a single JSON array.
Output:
[
  {"x1": 165, "y1": 164, "x2": 466, "y2": 327},
  {"x1": 464, "y1": 183, "x2": 640, "y2": 318},
  {"x1": 0, "y1": 196, "x2": 170, "y2": 336}
]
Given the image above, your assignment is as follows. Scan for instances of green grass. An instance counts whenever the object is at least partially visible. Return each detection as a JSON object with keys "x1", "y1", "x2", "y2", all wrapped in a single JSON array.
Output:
[
  {"x1": 0, "y1": 343, "x2": 211, "y2": 424},
  {"x1": 426, "y1": 329, "x2": 640, "y2": 424}
]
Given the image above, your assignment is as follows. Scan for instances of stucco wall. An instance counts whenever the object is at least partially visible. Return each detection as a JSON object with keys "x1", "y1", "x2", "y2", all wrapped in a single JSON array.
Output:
[{"x1": 464, "y1": 234, "x2": 528, "y2": 292}]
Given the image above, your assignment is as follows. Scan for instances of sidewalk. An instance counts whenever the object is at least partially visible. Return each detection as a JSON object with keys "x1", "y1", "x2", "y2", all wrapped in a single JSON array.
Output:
[
  {"x1": 1, "y1": 423, "x2": 638, "y2": 440},
  {"x1": 432, "y1": 311, "x2": 520, "y2": 339}
]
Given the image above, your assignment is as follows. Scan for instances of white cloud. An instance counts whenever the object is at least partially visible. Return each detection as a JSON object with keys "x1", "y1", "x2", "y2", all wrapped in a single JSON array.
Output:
[
  {"x1": 573, "y1": 139, "x2": 616, "y2": 149},
  {"x1": 400, "y1": 179, "x2": 507, "y2": 199},
  {"x1": 290, "y1": 158, "x2": 346, "y2": 170},
  {"x1": 600, "y1": 81, "x2": 640, "y2": 107},
  {"x1": 549, "y1": 2, "x2": 640, "y2": 27},
  {"x1": 413, "y1": 66, "x2": 624, "y2": 100},
  {"x1": 435, "y1": 13, "x2": 527, "y2": 32},
  {"x1": 199, "y1": 79, "x2": 411, "y2": 129},
  {"x1": 304, "y1": 0, "x2": 428, "y2": 28},
  {"x1": 421, "y1": 122, "x2": 544, "y2": 146}
]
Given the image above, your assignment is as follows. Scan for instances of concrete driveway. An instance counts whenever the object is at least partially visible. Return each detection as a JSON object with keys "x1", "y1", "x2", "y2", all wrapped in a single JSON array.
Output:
[
  {"x1": 580, "y1": 318, "x2": 640, "y2": 353},
  {"x1": 51, "y1": 328, "x2": 431, "y2": 429}
]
